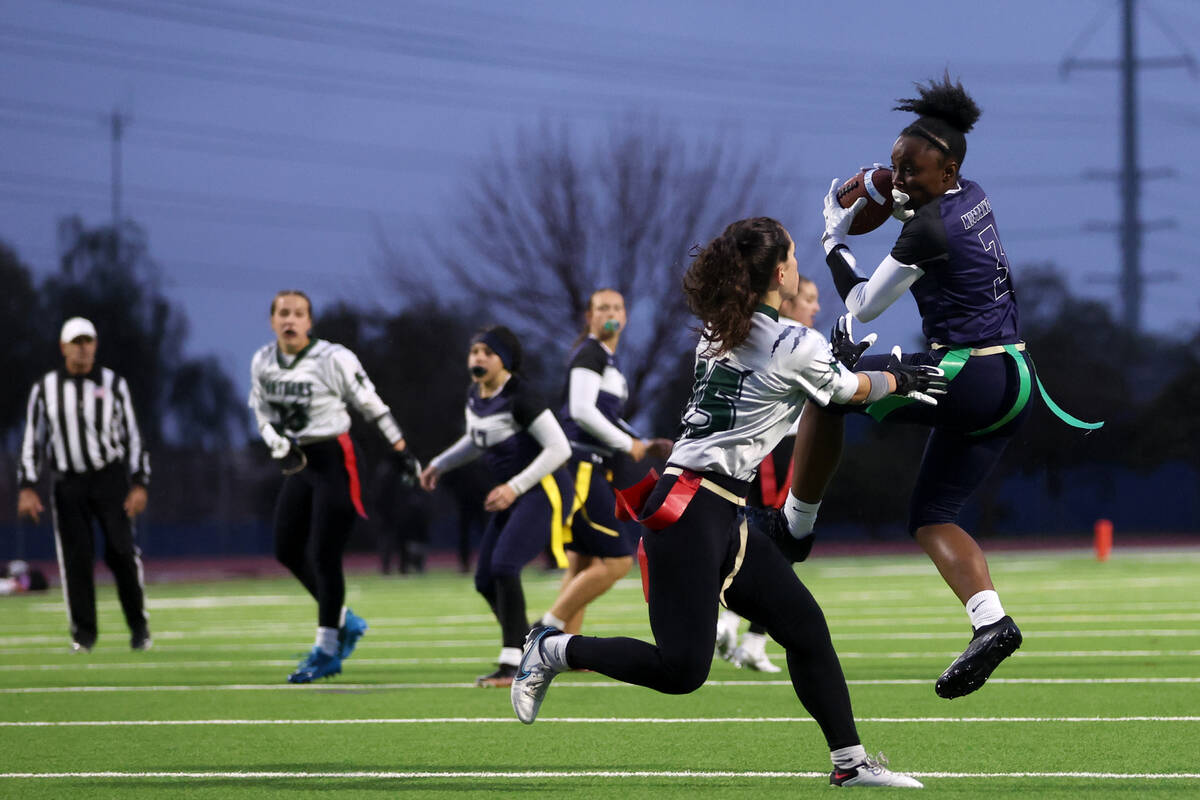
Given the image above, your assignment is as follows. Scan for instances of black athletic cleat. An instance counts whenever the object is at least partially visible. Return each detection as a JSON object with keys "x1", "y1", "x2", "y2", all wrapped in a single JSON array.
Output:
[
  {"x1": 743, "y1": 505, "x2": 814, "y2": 563},
  {"x1": 130, "y1": 628, "x2": 153, "y2": 651},
  {"x1": 476, "y1": 663, "x2": 517, "y2": 688},
  {"x1": 935, "y1": 615, "x2": 1022, "y2": 699}
]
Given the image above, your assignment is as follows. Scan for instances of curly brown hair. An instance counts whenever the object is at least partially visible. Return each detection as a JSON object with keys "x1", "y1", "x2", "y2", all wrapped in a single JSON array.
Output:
[{"x1": 682, "y1": 217, "x2": 790, "y2": 354}]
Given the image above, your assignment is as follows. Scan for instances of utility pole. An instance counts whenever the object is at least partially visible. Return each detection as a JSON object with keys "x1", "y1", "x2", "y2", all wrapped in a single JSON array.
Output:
[
  {"x1": 109, "y1": 109, "x2": 129, "y2": 231},
  {"x1": 1062, "y1": 0, "x2": 1195, "y2": 334}
]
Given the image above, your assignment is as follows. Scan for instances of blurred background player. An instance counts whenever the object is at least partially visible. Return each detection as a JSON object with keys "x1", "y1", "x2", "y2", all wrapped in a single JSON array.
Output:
[
  {"x1": 715, "y1": 277, "x2": 820, "y2": 672},
  {"x1": 535, "y1": 289, "x2": 672, "y2": 634},
  {"x1": 369, "y1": 450, "x2": 431, "y2": 575},
  {"x1": 785, "y1": 74, "x2": 1096, "y2": 699},
  {"x1": 249, "y1": 290, "x2": 417, "y2": 684},
  {"x1": 513, "y1": 217, "x2": 944, "y2": 787},
  {"x1": 420, "y1": 326, "x2": 572, "y2": 687},
  {"x1": 17, "y1": 317, "x2": 153, "y2": 652}
]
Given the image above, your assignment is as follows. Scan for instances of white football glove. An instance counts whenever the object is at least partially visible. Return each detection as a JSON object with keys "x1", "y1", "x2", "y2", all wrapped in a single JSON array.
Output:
[
  {"x1": 891, "y1": 188, "x2": 914, "y2": 222},
  {"x1": 822, "y1": 178, "x2": 867, "y2": 254}
]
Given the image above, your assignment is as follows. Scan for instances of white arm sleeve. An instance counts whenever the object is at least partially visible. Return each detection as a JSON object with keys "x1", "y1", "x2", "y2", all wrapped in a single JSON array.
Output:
[
  {"x1": 248, "y1": 355, "x2": 287, "y2": 451},
  {"x1": 568, "y1": 367, "x2": 635, "y2": 452},
  {"x1": 845, "y1": 254, "x2": 925, "y2": 322},
  {"x1": 331, "y1": 348, "x2": 403, "y2": 444},
  {"x1": 429, "y1": 434, "x2": 482, "y2": 473},
  {"x1": 506, "y1": 409, "x2": 571, "y2": 497}
]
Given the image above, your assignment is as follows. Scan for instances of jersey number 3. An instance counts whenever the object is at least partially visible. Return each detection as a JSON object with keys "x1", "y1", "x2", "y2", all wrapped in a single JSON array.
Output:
[
  {"x1": 681, "y1": 358, "x2": 750, "y2": 439},
  {"x1": 977, "y1": 224, "x2": 1012, "y2": 301}
]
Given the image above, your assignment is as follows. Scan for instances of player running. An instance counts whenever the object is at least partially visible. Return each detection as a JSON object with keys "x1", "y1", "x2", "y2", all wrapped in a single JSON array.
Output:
[
  {"x1": 535, "y1": 289, "x2": 672, "y2": 635},
  {"x1": 250, "y1": 290, "x2": 417, "y2": 684},
  {"x1": 420, "y1": 326, "x2": 572, "y2": 688},
  {"x1": 512, "y1": 217, "x2": 944, "y2": 787}
]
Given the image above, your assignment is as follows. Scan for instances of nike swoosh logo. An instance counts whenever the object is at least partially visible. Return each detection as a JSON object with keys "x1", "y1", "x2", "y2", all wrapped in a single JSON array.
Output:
[{"x1": 833, "y1": 770, "x2": 855, "y2": 780}]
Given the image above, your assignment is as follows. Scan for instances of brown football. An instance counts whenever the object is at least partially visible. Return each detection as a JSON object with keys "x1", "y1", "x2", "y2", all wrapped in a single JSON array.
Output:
[{"x1": 836, "y1": 166, "x2": 894, "y2": 235}]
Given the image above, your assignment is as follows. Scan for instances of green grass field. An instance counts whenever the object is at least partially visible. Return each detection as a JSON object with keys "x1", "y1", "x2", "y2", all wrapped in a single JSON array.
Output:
[{"x1": 2, "y1": 547, "x2": 1198, "y2": 798}]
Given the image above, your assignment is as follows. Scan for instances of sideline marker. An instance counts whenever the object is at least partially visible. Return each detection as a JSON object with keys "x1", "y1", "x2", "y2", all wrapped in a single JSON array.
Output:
[{"x1": 1094, "y1": 519, "x2": 1113, "y2": 561}]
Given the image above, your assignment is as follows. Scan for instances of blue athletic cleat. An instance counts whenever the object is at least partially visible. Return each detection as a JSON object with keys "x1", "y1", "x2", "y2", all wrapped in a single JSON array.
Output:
[
  {"x1": 337, "y1": 609, "x2": 368, "y2": 660},
  {"x1": 287, "y1": 647, "x2": 342, "y2": 684}
]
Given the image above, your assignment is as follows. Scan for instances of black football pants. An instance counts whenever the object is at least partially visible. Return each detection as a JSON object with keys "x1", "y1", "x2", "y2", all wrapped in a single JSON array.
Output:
[{"x1": 566, "y1": 470, "x2": 860, "y2": 751}]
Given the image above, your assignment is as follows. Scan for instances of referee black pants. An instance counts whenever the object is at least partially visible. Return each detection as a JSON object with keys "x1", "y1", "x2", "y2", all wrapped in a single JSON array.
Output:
[
  {"x1": 51, "y1": 465, "x2": 148, "y2": 648},
  {"x1": 567, "y1": 470, "x2": 860, "y2": 751}
]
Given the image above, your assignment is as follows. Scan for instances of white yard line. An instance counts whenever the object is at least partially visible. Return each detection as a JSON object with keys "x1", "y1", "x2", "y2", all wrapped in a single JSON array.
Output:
[
  {"x1": 2, "y1": 676, "x2": 1198, "y2": 694},
  {"x1": 0, "y1": 769, "x2": 1197, "y2": 781},
  {"x1": 2, "y1": 715, "x2": 1199, "y2": 727}
]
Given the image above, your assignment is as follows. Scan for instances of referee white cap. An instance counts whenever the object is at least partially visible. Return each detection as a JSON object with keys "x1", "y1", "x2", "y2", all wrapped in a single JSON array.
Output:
[{"x1": 60, "y1": 317, "x2": 97, "y2": 343}]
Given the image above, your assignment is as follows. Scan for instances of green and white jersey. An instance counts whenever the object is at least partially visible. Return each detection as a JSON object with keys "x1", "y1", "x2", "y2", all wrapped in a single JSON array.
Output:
[
  {"x1": 248, "y1": 338, "x2": 401, "y2": 445},
  {"x1": 670, "y1": 306, "x2": 859, "y2": 482}
]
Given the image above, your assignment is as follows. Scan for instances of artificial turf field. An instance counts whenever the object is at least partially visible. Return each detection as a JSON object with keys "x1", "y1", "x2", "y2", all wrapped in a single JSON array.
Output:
[{"x1": 1, "y1": 547, "x2": 1197, "y2": 798}]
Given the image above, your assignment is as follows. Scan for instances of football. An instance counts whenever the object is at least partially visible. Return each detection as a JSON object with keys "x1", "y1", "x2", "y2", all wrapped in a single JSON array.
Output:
[{"x1": 836, "y1": 166, "x2": 894, "y2": 235}]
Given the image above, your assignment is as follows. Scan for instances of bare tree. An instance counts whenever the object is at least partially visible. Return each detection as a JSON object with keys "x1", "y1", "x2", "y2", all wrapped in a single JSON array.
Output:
[{"x1": 380, "y1": 118, "x2": 782, "y2": 420}]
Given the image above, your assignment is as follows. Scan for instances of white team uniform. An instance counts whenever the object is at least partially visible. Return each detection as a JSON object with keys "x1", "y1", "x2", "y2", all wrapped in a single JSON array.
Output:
[
  {"x1": 248, "y1": 339, "x2": 401, "y2": 446},
  {"x1": 669, "y1": 308, "x2": 859, "y2": 482}
]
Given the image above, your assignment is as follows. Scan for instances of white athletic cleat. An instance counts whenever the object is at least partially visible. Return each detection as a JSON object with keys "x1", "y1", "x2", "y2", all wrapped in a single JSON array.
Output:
[
  {"x1": 511, "y1": 625, "x2": 565, "y2": 724},
  {"x1": 715, "y1": 614, "x2": 738, "y2": 661},
  {"x1": 730, "y1": 644, "x2": 782, "y2": 673},
  {"x1": 830, "y1": 753, "x2": 923, "y2": 788}
]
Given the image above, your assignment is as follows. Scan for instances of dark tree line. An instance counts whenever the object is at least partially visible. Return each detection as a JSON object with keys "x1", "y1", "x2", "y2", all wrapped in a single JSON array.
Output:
[{"x1": 4, "y1": 119, "x2": 1197, "y2": 547}]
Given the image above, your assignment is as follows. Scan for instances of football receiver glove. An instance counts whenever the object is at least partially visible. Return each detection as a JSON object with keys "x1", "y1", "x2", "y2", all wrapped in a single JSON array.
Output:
[
  {"x1": 829, "y1": 313, "x2": 877, "y2": 370},
  {"x1": 884, "y1": 346, "x2": 948, "y2": 406}
]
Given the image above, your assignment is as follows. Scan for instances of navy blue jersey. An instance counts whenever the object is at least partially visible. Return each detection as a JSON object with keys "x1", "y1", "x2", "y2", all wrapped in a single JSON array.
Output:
[
  {"x1": 559, "y1": 337, "x2": 631, "y2": 456},
  {"x1": 465, "y1": 375, "x2": 550, "y2": 484},
  {"x1": 891, "y1": 179, "x2": 1020, "y2": 347}
]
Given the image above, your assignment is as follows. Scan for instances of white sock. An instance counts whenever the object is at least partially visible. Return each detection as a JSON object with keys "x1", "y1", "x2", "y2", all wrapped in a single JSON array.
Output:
[
  {"x1": 783, "y1": 495, "x2": 821, "y2": 538},
  {"x1": 831, "y1": 744, "x2": 867, "y2": 769},
  {"x1": 498, "y1": 647, "x2": 522, "y2": 667},
  {"x1": 541, "y1": 612, "x2": 567, "y2": 630},
  {"x1": 315, "y1": 627, "x2": 339, "y2": 656},
  {"x1": 739, "y1": 631, "x2": 766, "y2": 657},
  {"x1": 965, "y1": 589, "x2": 1005, "y2": 629},
  {"x1": 541, "y1": 632, "x2": 575, "y2": 671},
  {"x1": 338, "y1": 607, "x2": 348, "y2": 627},
  {"x1": 718, "y1": 609, "x2": 741, "y2": 630}
]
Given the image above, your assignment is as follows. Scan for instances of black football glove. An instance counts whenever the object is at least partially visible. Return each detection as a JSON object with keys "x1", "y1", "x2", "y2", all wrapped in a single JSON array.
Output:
[
  {"x1": 743, "y1": 505, "x2": 814, "y2": 563},
  {"x1": 391, "y1": 448, "x2": 422, "y2": 488},
  {"x1": 829, "y1": 313, "x2": 877, "y2": 370},
  {"x1": 884, "y1": 346, "x2": 949, "y2": 406}
]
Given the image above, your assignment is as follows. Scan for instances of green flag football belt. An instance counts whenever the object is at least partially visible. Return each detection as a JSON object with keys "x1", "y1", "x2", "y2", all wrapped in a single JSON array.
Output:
[{"x1": 865, "y1": 342, "x2": 1104, "y2": 436}]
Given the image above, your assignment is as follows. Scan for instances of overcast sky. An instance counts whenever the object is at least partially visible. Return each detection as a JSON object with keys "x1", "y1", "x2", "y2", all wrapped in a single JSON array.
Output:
[{"x1": 3, "y1": 0, "x2": 1198, "y2": 404}]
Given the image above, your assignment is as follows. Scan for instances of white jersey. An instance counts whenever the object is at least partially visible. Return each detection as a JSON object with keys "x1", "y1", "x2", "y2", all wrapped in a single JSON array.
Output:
[
  {"x1": 248, "y1": 338, "x2": 400, "y2": 445},
  {"x1": 669, "y1": 307, "x2": 859, "y2": 482}
]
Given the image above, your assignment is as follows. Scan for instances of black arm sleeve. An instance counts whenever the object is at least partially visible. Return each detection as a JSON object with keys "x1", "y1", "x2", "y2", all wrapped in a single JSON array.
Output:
[
  {"x1": 568, "y1": 339, "x2": 607, "y2": 374},
  {"x1": 826, "y1": 245, "x2": 868, "y2": 302}
]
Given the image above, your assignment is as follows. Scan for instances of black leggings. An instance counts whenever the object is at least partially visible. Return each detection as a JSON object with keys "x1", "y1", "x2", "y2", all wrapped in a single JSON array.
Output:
[
  {"x1": 273, "y1": 436, "x2": 364, "y2": 629},
  {"x1": 566, "y1": 471, "x2": 860, "y2": 751}
]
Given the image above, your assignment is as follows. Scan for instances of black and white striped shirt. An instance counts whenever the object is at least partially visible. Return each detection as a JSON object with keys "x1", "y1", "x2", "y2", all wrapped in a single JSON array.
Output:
[{"x1": 18, "y1": 367, "x2": 150, "y2": 487}]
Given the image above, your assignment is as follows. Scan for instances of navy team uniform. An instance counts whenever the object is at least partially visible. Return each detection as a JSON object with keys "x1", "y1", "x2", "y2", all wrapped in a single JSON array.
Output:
[
  {"x1": 834, "y1": 179, "x2": 1033, "y2": 532},
  {"x1": 559, "y1": 337, "x2": 641, "y2": 559},
  {"x1": 429, "y1": 374, "x2": 572, "y2": 675}
]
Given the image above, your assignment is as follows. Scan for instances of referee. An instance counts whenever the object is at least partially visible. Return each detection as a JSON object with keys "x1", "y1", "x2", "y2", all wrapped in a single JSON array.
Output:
[{"x1": 17, "y1": 317, "x2": 153, "y2": 653}]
